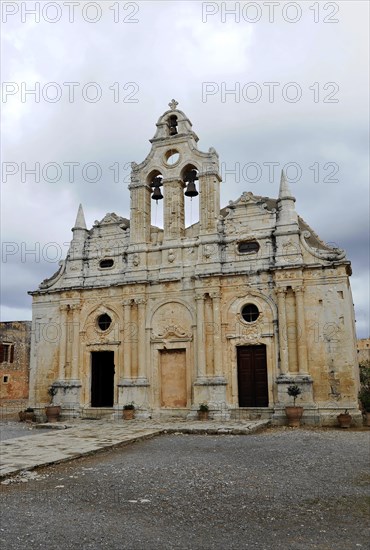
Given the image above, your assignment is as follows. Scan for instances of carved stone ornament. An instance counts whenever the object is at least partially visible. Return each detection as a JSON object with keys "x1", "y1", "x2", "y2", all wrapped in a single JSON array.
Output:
[
  {"x1": 39, "y1": 261, "x2": 66, "y2": 289},
  {"x1": 300, "y1": 230, "x2": 345, "y2": 260},
  {"x1": 152, "y1": 324, "x2": 192, "y2": 340},
  {"x1": 203, "y1": 245, "x2": 214, "y2": 259},
  {"x1": 168, "y1": 249, "x2": 176, "y2": 263},
  {"x1": 94, "y1": 213, "x2": 128, "y2": 227},
  {"x1": 240, "y1": 192, "x2": 254, "y2": 202},
  {"x1": 132, "y1": 253, "x2": 140, "y2": 267},
  {"x1": 168, "y1": 99, "x2": 179, "y2": 110}
]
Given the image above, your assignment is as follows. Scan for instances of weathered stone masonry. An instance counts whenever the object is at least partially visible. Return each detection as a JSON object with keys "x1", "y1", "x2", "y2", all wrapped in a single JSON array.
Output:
[{"x1": 29, "y1": 101, "x2": 361, "y2": 424}]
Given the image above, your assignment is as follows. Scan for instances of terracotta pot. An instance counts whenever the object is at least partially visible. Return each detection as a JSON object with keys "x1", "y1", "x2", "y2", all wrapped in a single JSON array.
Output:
[
  {"x1": 285, "y1": 406, "x2": 303, "y2": 427},
  {"x1": 19, "y1": 411, "x2": 36, "y2": 422},
  {"x1": 45, "y1": 405, "x2": 61, "y2": 423},
  {"x1": 123, "y1": 409, "x2": 135, "y2": 420},
  {"x1": 198, "y1": 411, "x2": 209, "y2": 421},
  {"x1": 337, "y1": 413, "x2": 352, "y2": 428}
]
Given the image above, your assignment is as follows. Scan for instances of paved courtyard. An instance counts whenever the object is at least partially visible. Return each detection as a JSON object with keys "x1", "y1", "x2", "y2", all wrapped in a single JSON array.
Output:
[
  {"x1": 0, "y1": 419, "x2": 269, "y2": 478},
  {"x1": 0, "y1": 426, "x2": 369, "y2": 550}
]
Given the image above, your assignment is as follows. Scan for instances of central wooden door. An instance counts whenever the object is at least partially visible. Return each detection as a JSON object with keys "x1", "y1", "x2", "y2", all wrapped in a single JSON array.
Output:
[
  {"x1": 237, "y1": 345, "x2": 268, "y2": 407},
  {"x1": 91, "y1": 351, "x2": 115, "y2": 407},
  {"x1": 160, "y1": 349, "x2": 187, "y2": 408}
]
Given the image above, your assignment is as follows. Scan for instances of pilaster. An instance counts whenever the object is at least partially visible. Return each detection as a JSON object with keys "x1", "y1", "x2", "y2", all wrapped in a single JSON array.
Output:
[
  {"x1": 58, "y1": 304, "x2": 69, "y2": 380},
  {"x1": 199, "y1": 170, "x2": 221, "y2": 236},
  {"x1": 294, "y1": 286, "x2": 309, "y2": 374},
  {"x1": 276, "y1": 288, "x2": 289, "y2": 375},
  {"x1": 195, "y1": 294, "x2": 206, "y2": 379},
  {"x1": 163, "y1": 177, "x2": 185, "y2": 240}
]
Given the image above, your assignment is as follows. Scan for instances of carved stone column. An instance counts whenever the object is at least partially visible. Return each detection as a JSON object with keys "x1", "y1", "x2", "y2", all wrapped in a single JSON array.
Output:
[
  {"x1": 196, "y1": 294, "x2": 206, "y2": 378},
  {"x1": 276, "y1": 288, "x2": 289, "y2": 375},
  {"x1": 70, "y1": 304, "x2": 80, "y2": 380},
  {"x1": 123, "y1": 299, "x2": 132, "y2": 379},
  {"x1": 211, "y1": 292, "x2": 222, "y2": 377},
  {"x1": 136, "y1": 298, "x2": 147, "y2": 379},
  {"x1": 295, "y1": 286, "x2": 308, "y2": 374},
  {"x1": 58, "y1": 304, "x2": 69, "y2": 380}
]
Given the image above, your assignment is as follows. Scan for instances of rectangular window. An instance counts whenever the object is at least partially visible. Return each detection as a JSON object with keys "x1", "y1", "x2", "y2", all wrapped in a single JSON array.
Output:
[
  {"x1": 0, "y1": 343, "x2": 14, "y2": 363},
  {"x1": 3, "y1": 375, "x2": 9, "y2": 383}
]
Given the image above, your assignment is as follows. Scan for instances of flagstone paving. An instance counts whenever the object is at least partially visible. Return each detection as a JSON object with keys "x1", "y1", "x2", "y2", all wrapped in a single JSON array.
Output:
[{"x1": 0, "y1": 419, "x2": 269, "y2": 478}]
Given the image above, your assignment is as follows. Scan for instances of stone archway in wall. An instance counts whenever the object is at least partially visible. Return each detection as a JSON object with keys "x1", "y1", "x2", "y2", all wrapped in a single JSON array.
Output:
[
  {"x1": 150, "y1": 301, "x2": 194, "y2": 410},
  {"x1": 225, "y1": 291, "x2": 277, "y2": 408}
]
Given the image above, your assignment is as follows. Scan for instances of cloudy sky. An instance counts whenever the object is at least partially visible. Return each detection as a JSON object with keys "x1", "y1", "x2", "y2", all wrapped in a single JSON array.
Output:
[{"x1": 1, "y1": 0, "x2": 369, "y2": 337}]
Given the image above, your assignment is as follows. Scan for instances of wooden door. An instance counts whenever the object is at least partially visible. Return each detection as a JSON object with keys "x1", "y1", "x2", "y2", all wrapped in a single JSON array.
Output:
[
  {"x1": 237, "y1": 346, "x2": 268, "y2": 407},
  {"x1": 160, "y1": 349, "x2": 187, "y2": 408}
]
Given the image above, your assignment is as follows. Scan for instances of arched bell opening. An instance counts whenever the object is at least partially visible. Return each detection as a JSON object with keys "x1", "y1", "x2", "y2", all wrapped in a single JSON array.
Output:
[
  {"x1": 148, "y1": 170, "x2": 164, "y2": 229},
  {"x1": 182, "y1": 164, "x2": 199, "y2": 228},
  {"x1": 167, "y1": 114, "x2": 178, "y2": 136}
]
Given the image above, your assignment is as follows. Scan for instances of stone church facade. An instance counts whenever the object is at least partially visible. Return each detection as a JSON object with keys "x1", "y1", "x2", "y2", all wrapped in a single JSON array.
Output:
[{"x1": 29, "y1": 101, "x2": 361, "y2": 424}]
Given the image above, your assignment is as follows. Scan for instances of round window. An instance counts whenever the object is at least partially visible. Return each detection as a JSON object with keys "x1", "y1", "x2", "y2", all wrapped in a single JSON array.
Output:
[
  {"x1": 97, "y1": 313, "x2": 112, "y2": 331},
  {"x1": 164, "y1": 149, "x2": 180, "y2": 166},
  {"x1": 241, "y1": 304, "x2": 259, "y2": 323}
]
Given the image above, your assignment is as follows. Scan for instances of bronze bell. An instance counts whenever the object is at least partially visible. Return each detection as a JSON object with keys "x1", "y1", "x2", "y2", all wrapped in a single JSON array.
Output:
[
  {"x1": 184, "y1": 169, "x2": 199, "y2": 197},
  {"x1": 150, "y1": 175, "x2": 163, "y2": 188},
  {"x1": 151, "y1": 186, "x2": 163, "y2": 201},
  {"x1": 184, "y1": 181, "x2": 199, "y2": 197},
  {"x1": 168, "y1": 115, "x2": 178, "y2": 136},
  {"x1": 185, "y1": 169, "x2": 197, "y2": 183}
]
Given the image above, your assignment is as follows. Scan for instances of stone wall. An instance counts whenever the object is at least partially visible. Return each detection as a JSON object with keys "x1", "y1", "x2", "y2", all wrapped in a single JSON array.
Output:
[
  {"x1": 0, "y1": 321, "x2": 31, "y2": 417},
  {"x1": 357, "y1": 338, "x2": 370, "y2": 364}
]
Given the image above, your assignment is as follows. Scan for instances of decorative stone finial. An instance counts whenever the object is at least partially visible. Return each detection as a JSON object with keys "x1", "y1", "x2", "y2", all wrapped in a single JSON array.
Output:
[
  {"x1": 73, "y1": 203, "x2": 87, "y2": 231},
  {"x1": 278, "y1": 169, "x2": 295, "y2": 201},
  {"x1": 168, "y1": 99, "x2": 179, "y2": 110}
]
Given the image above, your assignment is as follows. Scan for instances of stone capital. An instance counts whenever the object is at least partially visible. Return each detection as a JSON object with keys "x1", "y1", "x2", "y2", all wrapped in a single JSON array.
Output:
[{"x1": 276, "y1": 287, "x2": 287, "y2": 296}]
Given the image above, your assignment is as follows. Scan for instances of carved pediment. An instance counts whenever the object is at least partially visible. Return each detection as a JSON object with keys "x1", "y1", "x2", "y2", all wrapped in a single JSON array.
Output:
[{"x1": 94, "y1": 213, "x2": 129, "y2": 228}]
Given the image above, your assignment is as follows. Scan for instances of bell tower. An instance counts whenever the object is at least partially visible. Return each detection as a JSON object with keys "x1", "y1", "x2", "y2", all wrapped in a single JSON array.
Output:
[{"x1": 129, "y1": 100, "x2": 222, "y2": 244}]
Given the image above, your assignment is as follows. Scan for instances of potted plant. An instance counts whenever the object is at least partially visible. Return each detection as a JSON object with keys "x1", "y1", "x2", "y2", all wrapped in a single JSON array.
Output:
[
  {"x1": 337, "y1": 408, "x2": 352, "y2": 428},
  {"x1": 19, "y1": 407, "x2": 36, "y2": 422},
  {"x1": 45, "y1": 386, "x2": 61, "y2": 422},
  {"x1": 285, "y1": 385, "x2": 303, "y2": 427},
  {"x1": 122, "y1": 402, "x2": 135, "y2": 420},
  {"x1": 359, "y1": 361, "x2": 370, "y2": 426},
  {"x1": 198, "y1": 403, "x2": 209, "y2": 421},
  {"x1": 359, "y1": 388, "x2": 370, "y2": 426}
]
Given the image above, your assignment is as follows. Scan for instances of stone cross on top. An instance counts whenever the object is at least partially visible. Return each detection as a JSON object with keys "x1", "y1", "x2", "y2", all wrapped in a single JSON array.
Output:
[{"x1": 168, "y1": 99, "x2": 179, "y2": 110}]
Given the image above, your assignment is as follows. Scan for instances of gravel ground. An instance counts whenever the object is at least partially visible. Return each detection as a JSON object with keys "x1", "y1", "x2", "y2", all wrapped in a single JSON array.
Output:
[{"x1": 0, "y1": 428, "x2": 369, "y2": 550}]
